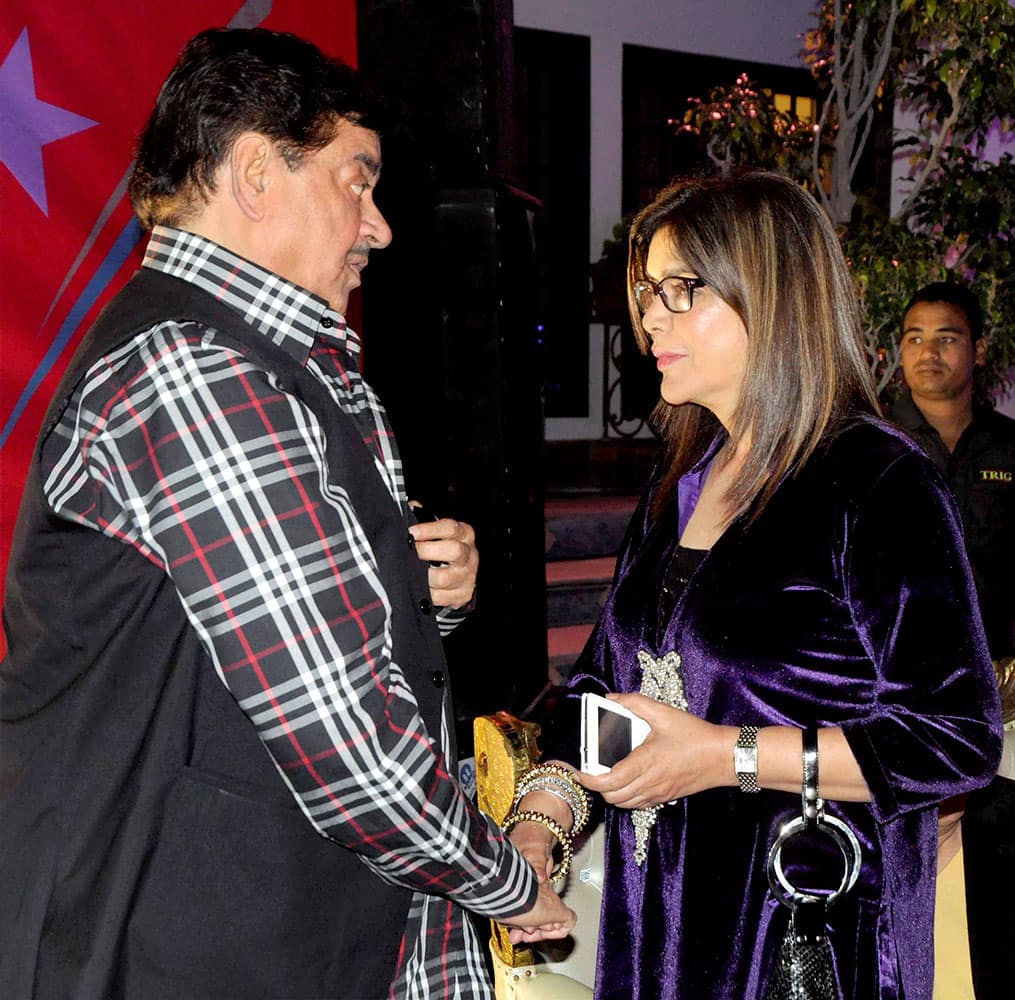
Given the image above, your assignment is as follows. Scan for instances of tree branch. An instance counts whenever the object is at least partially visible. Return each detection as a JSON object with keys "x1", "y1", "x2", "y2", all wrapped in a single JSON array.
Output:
[
  {"x1": 897, "y1": 69, "x2": 967, "y2": 219},
  {"x1": 844, "y1": 2, "x2": 898, "y2": 128},
  {"x1": 847, "y1": 19, "x2": 868, "y2": 116},
  {"x1": 812, "y1": 93, "x2": 834, "y2": 216},
  {"x1": 706, "y1": 134, "x2": 728, "y2": 174},
  {"x1": 823, "y1": 0, "x2": 899, "y2": 223},
  {"x1": 848, "y1": 98, "x2": 876, "y2": 178}
]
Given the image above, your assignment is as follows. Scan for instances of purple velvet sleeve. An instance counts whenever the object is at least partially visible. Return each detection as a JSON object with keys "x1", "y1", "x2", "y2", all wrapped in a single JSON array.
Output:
[{"x1": 839, "y1": 450, "x2": 1003, "y2": 823}]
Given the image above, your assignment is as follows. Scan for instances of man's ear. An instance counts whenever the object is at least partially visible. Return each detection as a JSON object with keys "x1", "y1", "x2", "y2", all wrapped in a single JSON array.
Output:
[
  {"x1": 228, "y1": 132, "x2": 273, "y2": 221},
  {"x1": 974, "y1": 336, "x2": 987, "y2": 368}
]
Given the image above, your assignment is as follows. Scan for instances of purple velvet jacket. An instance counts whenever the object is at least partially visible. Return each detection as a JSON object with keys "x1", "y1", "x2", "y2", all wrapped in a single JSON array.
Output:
[{"x1": 557, "y1": 418, "x2": 1002, "y2": 1000}]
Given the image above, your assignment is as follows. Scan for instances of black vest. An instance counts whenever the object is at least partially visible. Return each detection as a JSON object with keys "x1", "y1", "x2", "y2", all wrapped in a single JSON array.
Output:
[{"x1": 0, "y1": 269, "x2": 453, "y2": 999}]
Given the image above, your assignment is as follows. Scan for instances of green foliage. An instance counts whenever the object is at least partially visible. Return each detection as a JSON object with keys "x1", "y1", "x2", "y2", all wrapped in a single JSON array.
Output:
[
  {"x1": 909, "y1": 148, "x2": 1015, "y2": 390},
  {"x1": 663, "y1": 0, "x2": 1015, "y2": 400},
  {"x1": 896, "y1": 0, "x2": 1015, "y2": 155},
  {"x1": 839, "y1": 215, "x2": 950, "y2": 397}
]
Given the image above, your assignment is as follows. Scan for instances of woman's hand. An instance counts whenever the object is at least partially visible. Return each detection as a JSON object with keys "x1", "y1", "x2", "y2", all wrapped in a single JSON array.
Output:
[
  {"x1": 576, "y1": 693, "x2": 735, "y2": 807},
  {"x1": 507, "y1": 787, "x2": 575, "y2": 883},
  {"x1": 509, "y1": 816, "x2": 556, "y2": 884}
]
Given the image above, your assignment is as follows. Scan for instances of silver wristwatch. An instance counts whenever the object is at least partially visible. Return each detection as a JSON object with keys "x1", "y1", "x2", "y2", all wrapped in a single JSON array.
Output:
[{"x1": 734, "y1": 725, "x2": 760, "y2": 793}]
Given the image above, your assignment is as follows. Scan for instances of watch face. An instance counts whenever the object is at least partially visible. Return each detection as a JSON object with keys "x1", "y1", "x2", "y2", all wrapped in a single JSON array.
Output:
[{"x1": 734, "y1": 745, "x2": 757, "y2": 773}]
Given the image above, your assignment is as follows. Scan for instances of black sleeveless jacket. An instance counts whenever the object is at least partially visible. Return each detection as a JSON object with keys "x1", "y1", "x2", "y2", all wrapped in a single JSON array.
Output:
[{"x1": 0, "y1": 269, "x2": 452, "y2": 998}]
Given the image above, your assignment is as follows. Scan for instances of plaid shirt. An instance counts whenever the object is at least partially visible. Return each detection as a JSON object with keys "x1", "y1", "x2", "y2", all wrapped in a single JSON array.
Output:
[{"x1": 43, "y1": 226, "x2": 536, "y2": 998}]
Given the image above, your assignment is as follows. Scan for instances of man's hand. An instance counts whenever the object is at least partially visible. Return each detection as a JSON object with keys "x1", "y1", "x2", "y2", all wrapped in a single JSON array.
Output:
[
  {"x1": 503, "y1": 796, "x2": 578, "y2": 943},
  {"x1": 408, "y1": 515, "x2": 478, "y2": 609},
  {"x1": 499, "y1": 880, "x2": 577, "y2": 945}
]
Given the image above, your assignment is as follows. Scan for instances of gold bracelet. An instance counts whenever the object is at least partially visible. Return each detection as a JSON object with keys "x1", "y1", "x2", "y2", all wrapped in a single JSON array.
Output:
[
  {"x1": 515, "y1": 762, "x2": 591, "y2": 835},
  {"x1": 503, "y1": 809, "x2": 574, "y2": 883}
]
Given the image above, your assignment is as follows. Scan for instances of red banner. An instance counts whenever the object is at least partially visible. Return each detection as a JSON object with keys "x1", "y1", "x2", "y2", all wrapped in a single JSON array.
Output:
[{"x1": 0, "y1": 2, "x2": 357, "y2": 621}]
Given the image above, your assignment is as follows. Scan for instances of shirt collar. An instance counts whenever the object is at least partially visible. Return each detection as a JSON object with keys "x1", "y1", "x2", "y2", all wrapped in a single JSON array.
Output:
[
  {"x1": 893, "y1": 390, "x2": 996, "y2": 433},
  {"x1": 890, "y1": 391, "x2": 931, "y2": 432},
  {"x1": 677, "y1": 433, "x2": 726, "y2": 537},
  {"x1": 142, "y1": 225, "x2": 360, "y2": 366}
]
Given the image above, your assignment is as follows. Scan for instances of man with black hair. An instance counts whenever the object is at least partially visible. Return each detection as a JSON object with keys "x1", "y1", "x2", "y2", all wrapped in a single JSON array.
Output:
[
  {"x1": 890, "y1": 281, "x2": 1015, "y2": 659},
  {"x1": 0, "y1": 28, "x2": 572, "y2": 999}
]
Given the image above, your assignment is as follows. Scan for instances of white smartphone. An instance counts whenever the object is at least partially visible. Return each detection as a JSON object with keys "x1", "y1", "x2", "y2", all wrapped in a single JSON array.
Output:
[{"x1": 580, "y1": 693, "x2": 651, "y2": 775}]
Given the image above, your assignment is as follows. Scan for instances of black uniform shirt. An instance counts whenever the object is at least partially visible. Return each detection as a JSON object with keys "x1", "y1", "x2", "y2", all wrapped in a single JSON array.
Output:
[{"x1": 891, "y1": 392, "x2": 1015, "y2": 658}]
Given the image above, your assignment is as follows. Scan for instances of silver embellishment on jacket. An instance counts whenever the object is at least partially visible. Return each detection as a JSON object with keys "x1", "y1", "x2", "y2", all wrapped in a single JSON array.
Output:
[{"x1": 631, "y1": 649, "x2": 688, "y2": 865}]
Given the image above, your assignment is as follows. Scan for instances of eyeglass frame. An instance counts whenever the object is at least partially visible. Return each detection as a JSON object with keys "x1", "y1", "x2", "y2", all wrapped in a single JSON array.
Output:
[{"x1": 632, "y1": 275, "x2": 706, "y2": 315}]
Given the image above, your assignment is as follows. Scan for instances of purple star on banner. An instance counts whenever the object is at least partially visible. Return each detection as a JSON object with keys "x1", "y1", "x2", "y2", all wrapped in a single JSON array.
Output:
[{"x1": 0, "y1": 27, "x2": 99, "y2": 215}]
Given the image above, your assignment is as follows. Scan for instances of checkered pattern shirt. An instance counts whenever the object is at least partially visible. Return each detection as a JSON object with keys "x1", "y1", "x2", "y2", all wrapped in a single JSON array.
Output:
[{"x1": 43, "y1": 226, "x2": 536, "y2": 999}]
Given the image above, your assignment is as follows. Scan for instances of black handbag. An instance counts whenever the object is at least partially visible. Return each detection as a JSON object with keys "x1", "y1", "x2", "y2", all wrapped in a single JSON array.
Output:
[{"x1": 764, "y1": 727, "x2": 862, "y2": 1000}]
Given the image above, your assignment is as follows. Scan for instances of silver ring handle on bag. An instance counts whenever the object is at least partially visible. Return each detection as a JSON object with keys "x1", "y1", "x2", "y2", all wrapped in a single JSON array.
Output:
[
  {"x1": 766, "y1": 725, "x2": 862, "y2": 909},
  {"x1": 766, "y1": 811, "x2": 862, "y2": 908}
]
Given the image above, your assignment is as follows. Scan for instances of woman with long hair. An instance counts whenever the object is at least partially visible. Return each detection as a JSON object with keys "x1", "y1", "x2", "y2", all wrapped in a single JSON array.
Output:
[{"x1": 506, "y1": 172, "x2": 1002, "y2": 999}]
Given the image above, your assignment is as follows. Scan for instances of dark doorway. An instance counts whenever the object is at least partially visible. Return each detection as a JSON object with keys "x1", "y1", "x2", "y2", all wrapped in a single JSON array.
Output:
[{"x1": 513, "y1": 27, "x2": 591, "y2": 419}]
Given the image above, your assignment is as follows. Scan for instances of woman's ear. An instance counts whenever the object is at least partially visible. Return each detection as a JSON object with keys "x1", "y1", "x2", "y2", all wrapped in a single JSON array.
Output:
[{"x1": 228, "y1": 132, "x2": 272, "y2": 221}]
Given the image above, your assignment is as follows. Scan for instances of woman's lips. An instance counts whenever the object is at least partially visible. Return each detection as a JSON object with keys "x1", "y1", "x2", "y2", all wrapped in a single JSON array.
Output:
[{"x1": 655, "y1": 352, "x2": 683, "y2": 369}]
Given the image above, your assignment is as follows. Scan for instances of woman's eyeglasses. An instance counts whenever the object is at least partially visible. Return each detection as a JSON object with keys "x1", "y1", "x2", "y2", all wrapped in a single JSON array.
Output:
[{"x1": 632, "y1": 275, "x2": 706, "y2": 314}]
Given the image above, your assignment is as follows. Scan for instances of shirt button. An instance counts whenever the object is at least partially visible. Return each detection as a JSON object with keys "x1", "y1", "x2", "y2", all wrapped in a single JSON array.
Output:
[
  {"x1": 321, "y1": 316, "x2": 334, "y2": 329},
  {"x1": 432, "y1": 671, "x2": 445, "y2": 688},
  {"x1": 419, "y1": 598, "x2": 433, "y2": 615},
  {"x1": 407, "y1": 532, "x2": 416, "y2": 548}
]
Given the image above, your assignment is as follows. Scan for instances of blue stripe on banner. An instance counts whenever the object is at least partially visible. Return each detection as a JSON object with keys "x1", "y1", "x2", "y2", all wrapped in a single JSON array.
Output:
[{"x1": 0, "y1": 217, "x2": 145, "y2": 450}]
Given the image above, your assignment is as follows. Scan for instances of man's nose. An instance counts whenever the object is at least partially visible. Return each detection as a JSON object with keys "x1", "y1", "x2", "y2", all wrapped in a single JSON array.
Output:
[{"x1": 363, "y1": 200, "x2": 392, "y2": 249}]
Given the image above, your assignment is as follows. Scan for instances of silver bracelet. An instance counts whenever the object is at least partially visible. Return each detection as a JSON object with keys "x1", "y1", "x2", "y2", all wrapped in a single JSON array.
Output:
[
  {"x1": 514, "y1": 764, "x2": 591, "y2": 834},
  {"x1": 515, "y1": 776, "x2": 584, "y2": 831}
]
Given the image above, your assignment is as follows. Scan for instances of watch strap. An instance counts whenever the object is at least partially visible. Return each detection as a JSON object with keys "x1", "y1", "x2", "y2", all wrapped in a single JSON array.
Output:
[{"x1": 734, "y1": 724, "x2": 760, "y2": 793}]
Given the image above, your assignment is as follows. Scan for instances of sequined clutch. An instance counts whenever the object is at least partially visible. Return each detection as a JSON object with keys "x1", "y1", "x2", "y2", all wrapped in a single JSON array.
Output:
[{"x1": 764, "y1": 898, "x2": 840, "y2": 1000}]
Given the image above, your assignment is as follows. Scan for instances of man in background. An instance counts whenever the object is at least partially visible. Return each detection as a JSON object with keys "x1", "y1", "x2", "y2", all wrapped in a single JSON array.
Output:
[
  {"x1": 891, "y1": 281, "x2": 1015, "y2": 659},
  {"x1": 0, "y1": 28, "x2": 572, "y2": 999}
]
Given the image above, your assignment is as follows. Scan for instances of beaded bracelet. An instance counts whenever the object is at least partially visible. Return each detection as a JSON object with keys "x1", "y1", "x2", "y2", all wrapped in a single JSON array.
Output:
[
  {"x1": 502, "y1": 809, "x2": 575, "y2": 883},
  {"x1": 515, "y1": 762, "x2": 591, "y2": 835}
]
